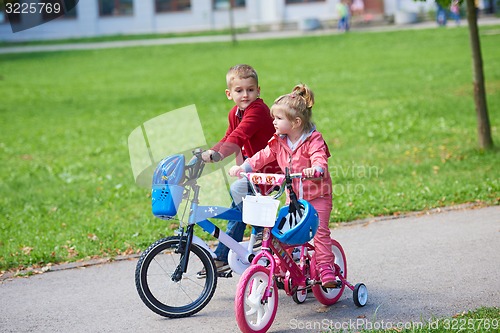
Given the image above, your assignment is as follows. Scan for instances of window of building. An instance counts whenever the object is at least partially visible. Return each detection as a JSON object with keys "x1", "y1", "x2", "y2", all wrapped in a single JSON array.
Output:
[
  {"x1": 156, "y1": 0, "x2": 191, "y2": 13},
  {"x1": 99, "y1": 0, "x2": 134, "y2": 16},
  {"x1": 213, "y1": 0, "x2": 245, "y2": 10},
  {"x1": 285, "y1": 0, "x2": 325, "y2": 4}
]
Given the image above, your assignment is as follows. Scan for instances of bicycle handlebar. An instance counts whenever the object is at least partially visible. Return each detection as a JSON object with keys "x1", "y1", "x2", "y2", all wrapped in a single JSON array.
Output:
[
  {"x1": 239, "y1": 170, "x2": 323, "y2": 184},
  {"x1": 210, "y1": 151, "x2": 222, "y2": 162},
  {"x1": 186, "y1": 148, "x2": 323, "y2": 188},
  {"x1": 239, "y1": 170, "x2": 323, "y2": 199}
]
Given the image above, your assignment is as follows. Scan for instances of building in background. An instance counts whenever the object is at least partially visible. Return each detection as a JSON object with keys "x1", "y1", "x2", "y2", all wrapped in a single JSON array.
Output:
[{"x1": 0, "y1": 0, "x2": 463, "y2": 42}]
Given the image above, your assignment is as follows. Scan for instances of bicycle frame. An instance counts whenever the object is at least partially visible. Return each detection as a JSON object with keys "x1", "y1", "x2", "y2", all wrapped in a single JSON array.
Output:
[
  {"x1": 174, "y1": 150, "x2": 257, "y2": 277},
  {"x1": 250, "y1": 227, "x2": 314, "y2": 299},
  {"x1": 190, "y1": 205, "x2": 255, "y2": 266}
]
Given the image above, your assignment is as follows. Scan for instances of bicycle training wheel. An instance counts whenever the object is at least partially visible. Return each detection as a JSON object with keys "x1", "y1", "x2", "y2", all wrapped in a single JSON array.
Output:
[
  {"x1": 311, "y1": 238, "x2": 347, "y2": 305},
  {"x1": 353, "y1": 283, "x2": 368, "y2": 307},
  {"x1": 235, "y1": 265, "x2": 278, "y2": 333},
  {"x1": 135, "y1": 236, "x2": 217, "y2": 318}
]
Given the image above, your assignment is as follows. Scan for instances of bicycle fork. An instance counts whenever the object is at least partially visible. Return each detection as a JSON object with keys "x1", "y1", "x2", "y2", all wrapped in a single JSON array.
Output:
[
  {"x1": 251, "y1": 250, "x2": 276, "y2": 300},
  {"x1": 171, "y1": 224, "x2": 195, "y2": 282}
]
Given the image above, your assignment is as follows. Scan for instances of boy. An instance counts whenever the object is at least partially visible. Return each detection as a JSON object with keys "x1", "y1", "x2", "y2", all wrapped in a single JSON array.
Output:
[{"x1": 200, "y1": 64, "x2": 279, "y2": 275}]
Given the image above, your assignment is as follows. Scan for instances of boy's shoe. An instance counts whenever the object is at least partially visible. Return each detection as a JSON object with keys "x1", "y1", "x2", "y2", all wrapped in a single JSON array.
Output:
[
  {"x1": 253, "y1": 232, "x2": 263, "y2": 249},
  {"x1": 197, "y1": 260, "x2": 230, "y2": 279},
  {"x1": 318, "y1": 264, "x2": 337, "y2": 288}
]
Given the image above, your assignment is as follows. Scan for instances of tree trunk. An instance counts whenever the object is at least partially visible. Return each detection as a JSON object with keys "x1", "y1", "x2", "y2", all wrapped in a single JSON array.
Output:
[
  {"x1": 465, "y1": 0, "x2": 493, "y2": 149},
  {"x1": 228, "y1": 2, "x2": 237, "y2": 44}
]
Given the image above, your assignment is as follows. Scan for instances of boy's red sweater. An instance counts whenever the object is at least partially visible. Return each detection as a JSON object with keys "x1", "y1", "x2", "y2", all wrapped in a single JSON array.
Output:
[{"x1": 212, "y1": 98, "x2": 280, "y2": 174}]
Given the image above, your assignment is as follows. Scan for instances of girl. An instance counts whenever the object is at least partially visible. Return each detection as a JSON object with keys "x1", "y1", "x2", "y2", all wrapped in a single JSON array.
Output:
[{"x1": 229, "y1": 84, "x2": 336, "y2": 288}]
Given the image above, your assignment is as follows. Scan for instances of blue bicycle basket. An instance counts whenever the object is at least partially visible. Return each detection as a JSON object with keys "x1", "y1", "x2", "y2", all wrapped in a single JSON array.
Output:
[
  {"x1": 271, "y1": 199, "x2": 319, "y2": 246},
  {"x1": 152, "y1": 154, "x2": 185, "y2": 219}
]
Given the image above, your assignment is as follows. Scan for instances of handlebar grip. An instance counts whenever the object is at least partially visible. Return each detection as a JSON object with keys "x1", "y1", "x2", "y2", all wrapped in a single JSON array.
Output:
[
  {"x1": 211, "y1": 151, "x2": 222, "y2": 162},
  {"x1": 301, "y1": 170, "x2": 324, "y2": 178},
  {"x1": 313, "y1": 170, "x2": 324, "y2": 178}
]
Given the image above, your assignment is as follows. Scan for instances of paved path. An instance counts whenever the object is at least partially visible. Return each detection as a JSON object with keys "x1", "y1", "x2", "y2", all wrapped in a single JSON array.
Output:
[
  {"x1": 1, "y1": 17, "x2": 500, "y2": 54},
  {"x1": 1, "y1": 205, "x2": 499, "y2": 333}
]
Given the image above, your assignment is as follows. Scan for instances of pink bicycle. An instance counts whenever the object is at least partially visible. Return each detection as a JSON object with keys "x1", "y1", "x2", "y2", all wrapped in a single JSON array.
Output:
[{"x1": 234, "y1": 169, "x2": 367, "y2": 333}]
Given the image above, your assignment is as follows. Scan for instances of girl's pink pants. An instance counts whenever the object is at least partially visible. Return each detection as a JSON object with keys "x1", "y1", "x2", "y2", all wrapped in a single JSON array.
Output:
[{"x1": 309, "y1": 195, "x2": 334, "y2": 265}]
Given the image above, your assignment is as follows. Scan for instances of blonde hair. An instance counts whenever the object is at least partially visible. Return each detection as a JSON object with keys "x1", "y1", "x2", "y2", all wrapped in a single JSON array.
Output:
[
  {"x1": 226, "y1": 64, "x2": 259, "y2": 89},
  {"x1": 271, "y1": 84, "x2": 315, "y2": 133}
]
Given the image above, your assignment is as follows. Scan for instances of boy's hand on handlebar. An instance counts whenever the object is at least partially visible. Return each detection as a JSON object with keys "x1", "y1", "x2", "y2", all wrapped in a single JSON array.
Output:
[
  {"x1": 201, "y1": 150, "x2": 213, "y2": 162},
  {"x1": 201, "y1": 150, "x2": 215, "y2": 163},
  {"x1": 229, "y1": 165, "x2": 243, "y2": 177},
  {"x1": 202, "y1": 150, "x2": 222, "y2": 163}
]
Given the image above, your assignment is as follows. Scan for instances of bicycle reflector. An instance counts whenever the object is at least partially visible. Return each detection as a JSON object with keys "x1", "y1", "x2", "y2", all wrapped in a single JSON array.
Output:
[
  {"x1": 271, "y1": 199, "x2": 319, "y2": 246},
  {"x1": 152, "y1": 154, "x2": 185, "y2": 219}
]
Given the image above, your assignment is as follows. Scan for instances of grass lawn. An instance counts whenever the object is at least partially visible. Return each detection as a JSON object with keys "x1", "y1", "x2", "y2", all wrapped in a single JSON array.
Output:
[{"x1": 0, "y1": 25, "x2": 499, "y2": 272}]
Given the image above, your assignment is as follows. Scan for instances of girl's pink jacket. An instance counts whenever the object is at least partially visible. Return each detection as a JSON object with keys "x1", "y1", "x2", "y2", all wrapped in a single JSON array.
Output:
[{"x1": 243, "y1": 130, "x2": 333, "y2": 201}]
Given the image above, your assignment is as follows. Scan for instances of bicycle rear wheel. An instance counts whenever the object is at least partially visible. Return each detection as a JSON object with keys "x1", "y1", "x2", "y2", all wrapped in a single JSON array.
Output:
[
  {"x1": 135, "y1": 236, "x2": 217, "y2": 318},
  {"x1": 235, "y1": 265, "x2": 278, "y2": 333},
  {"x1": 311, "y1": 238, "x2": 347, "y2": 305}
]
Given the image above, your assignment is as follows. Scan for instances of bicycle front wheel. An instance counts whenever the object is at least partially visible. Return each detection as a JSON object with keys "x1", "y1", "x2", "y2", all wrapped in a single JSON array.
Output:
[
  {"x1": 235, "y1": 265, "x2": 278, "y2": 333},
  {"x1": 135, "y1": 236, "x2": 217, "y2": 318}
]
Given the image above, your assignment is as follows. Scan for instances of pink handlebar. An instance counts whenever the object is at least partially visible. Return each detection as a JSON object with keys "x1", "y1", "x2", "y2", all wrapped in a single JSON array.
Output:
[
  {"x1": 240, "y1": 171, "x2": 323, "y2": 185},
  {"x1": 241, "y1": 173, "x2": 287, "y2": 186}
]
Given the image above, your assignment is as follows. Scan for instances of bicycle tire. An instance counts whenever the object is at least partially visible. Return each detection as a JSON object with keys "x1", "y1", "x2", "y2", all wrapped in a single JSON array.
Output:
[
  {"x1": 135, "y1": 236, "x2": 217, "y2": 318},
  {"x1": 311, "y1": 238, "x2": 347, "y2": 305},
  {"x1": 235, "y1": 265, "x2": 278, "y2": 333}
]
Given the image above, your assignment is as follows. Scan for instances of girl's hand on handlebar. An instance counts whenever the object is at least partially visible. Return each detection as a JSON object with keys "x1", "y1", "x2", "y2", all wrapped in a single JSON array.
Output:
[
  {"x1": 302, "y1": 167, "x2": 323, "y2": 179},
  {"x1": 302, "y1": 167, "x2": 316, "y2": 178},
  {"x1": 229, "y1": 165, "x2": 244, "y2": 177}
]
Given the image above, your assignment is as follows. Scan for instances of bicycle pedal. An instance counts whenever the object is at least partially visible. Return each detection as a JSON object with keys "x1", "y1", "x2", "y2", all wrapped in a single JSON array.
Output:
[{"x1": 327, "y1": 280, "x2": 343, "y2": 289}]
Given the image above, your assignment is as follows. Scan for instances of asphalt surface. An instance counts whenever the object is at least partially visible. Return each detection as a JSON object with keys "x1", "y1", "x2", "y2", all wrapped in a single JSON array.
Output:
[{"x1": 1, "y1": 205, "x2": 499, "y2": 333}]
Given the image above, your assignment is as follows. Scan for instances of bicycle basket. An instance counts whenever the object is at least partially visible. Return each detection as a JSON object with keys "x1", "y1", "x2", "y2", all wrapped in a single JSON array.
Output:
[
  {"x1": 151, "y1": 154, "x2": 185, "y2": 219},
  {"x1": 242, "y1": 195, "x2": 280, "y2": 227},
  {"x1": 271, "y1": 199, "x2": 319, "y2": 246}
]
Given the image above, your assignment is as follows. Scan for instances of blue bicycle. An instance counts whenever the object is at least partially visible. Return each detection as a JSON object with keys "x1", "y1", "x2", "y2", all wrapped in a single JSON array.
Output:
[{"x1": 135, "y1": 149, "x2": 261, "y2": 318}]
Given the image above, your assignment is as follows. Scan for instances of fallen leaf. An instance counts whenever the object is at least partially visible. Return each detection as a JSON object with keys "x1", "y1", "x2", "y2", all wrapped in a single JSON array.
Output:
[
  {"x1": 122, "y1": 247, "x2": 134, "y2": 256},
  {"x1": 316, "y1": 305, "x2": 330, "y2": 313},
  {"x1": 87, "y1": 233, "x2": 99, "y2": 241},
  {"x1": 21, "y1": 246, "x2": 33, "y2": 255}
]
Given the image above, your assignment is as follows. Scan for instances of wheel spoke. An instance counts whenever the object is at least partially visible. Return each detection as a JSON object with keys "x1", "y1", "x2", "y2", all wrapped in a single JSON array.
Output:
[
  {"x1": 256, "y1": 307, "x2": 264, "y2": 325},
  {"x1": 245, "y1": 307, "x2": 257, "y2": 316}
]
